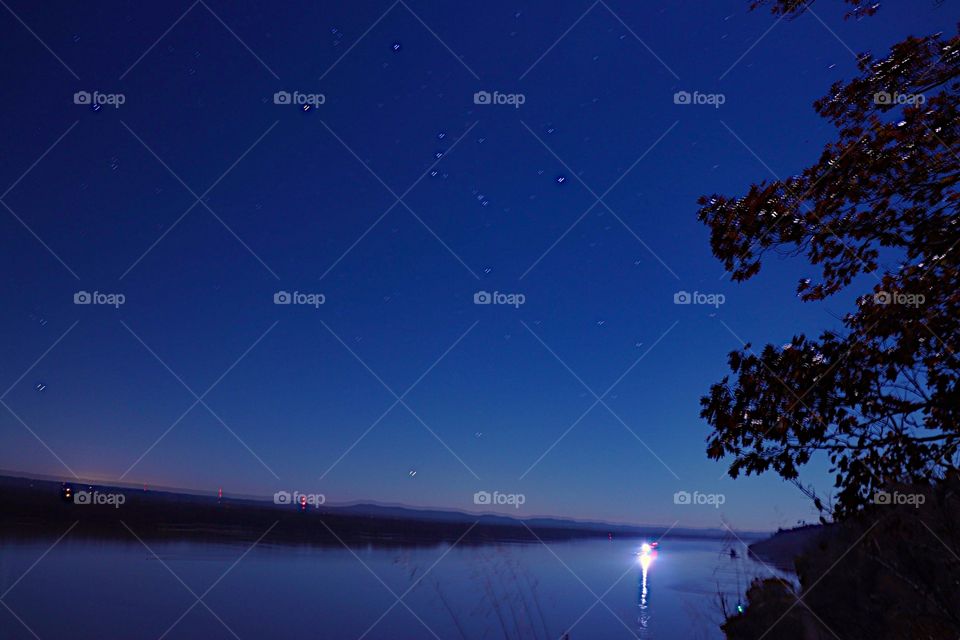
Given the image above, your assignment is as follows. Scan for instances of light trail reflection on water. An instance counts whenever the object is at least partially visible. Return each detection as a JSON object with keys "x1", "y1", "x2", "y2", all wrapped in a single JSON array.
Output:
[{"x1": 636, "y1": 543, "x2": 658, "y2": 637}]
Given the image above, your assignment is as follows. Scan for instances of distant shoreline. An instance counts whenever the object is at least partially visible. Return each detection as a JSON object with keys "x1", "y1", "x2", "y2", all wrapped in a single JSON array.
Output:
[{"x1": 0, "y1": 474, "x2": 767, "y2": 547}]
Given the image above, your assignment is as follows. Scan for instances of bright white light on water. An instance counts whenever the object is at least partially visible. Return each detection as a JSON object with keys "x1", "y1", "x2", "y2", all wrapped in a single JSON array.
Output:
[
  {"x1": 636, "y1": 541, "x2": 659, "y2": 570},
  {"x1": 639, "y1": 553, "x2": 652, "y2": 570}
]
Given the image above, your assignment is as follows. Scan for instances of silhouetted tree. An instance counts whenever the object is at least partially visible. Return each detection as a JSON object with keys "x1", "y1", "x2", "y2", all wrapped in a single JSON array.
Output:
[{"x1": 698, "y1": 3, "x2": 960, "y2": 517}]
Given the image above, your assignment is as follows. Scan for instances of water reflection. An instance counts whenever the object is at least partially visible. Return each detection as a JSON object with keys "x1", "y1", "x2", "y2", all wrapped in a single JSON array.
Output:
[
  {"x1": 638, "y1": 557, "x2": 651, "y2": 632},
  {"x1": 1, "y1": 534, "x2": 773, "y2": 640},
  {"x1": 636, "y1": 543, "x2": 657, "y2": 636}
]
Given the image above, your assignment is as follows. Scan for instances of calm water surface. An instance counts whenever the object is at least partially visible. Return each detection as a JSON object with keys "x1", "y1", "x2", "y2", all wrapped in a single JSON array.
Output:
[{"x1": 0, "y1": 535, "x2": 783, "y2": 639}]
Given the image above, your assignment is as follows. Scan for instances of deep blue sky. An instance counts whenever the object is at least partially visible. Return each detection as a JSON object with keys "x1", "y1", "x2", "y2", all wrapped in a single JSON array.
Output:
[{"x1": 1, "y1": 1, "x2": 952, "y2": 529}]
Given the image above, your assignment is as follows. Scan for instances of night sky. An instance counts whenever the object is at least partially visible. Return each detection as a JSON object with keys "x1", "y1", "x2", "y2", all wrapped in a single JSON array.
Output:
[{"x1": 1, "y1": 1, "x2": 952, "y2": 530}]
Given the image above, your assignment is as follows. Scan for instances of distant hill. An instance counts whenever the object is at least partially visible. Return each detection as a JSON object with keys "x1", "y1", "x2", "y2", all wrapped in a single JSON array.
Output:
[{"x1": 0, "y1": 473, "x2": 766, "y2": 545}]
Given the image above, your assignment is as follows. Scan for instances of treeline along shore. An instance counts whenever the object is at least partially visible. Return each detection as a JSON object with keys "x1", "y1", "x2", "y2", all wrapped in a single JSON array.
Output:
[{"x1": 0, "y1": 474, "x2": 761, "y2": 547}]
